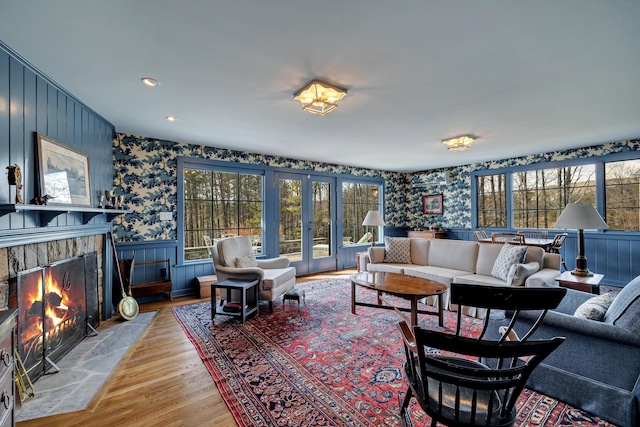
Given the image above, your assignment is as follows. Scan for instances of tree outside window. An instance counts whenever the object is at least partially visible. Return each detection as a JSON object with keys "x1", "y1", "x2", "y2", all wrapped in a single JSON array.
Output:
[
  {"x1": 342, "y1": 182, "x2": 381, "y2": 245},
  {"x1": 605, "y1": 159, "x2": 640, "y2": 231},
  {"x1": 184, "y1": 170, "x2": 263, "y2": 261}
]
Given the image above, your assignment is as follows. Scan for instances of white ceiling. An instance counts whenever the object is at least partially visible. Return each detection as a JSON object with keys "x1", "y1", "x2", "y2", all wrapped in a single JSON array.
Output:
[{"x1": 2, "y1": 1, "x2": 639, "y2": 173}]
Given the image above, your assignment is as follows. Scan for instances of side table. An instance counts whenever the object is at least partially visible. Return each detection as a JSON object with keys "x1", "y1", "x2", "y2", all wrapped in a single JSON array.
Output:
[
  {"x1": 555, "y1": 271, "x2": 603, "y2": 294},
  {"x1": 211, "y1": 278, "x2": 260, "y2": 323}
]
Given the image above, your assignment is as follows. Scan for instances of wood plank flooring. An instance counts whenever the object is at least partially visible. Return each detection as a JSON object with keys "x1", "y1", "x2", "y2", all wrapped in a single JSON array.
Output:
[{"x1": 17, "y1": 270, "x2": 355, "y2": 427}]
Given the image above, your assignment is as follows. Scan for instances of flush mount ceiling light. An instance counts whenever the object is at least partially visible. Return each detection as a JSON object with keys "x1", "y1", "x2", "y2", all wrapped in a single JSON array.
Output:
[
  {"x1": 166, "y1": 115, "x2": 179, "y2": 122},
  {"x1": 441, "y1": 135, "x2": 476, "y2": 152},
  {"x1": 293, "y1": 80, "x2": 347, "y2": 115},
  {"x1": 141, "y1": 77, "x2": 159, "y2": 87}
]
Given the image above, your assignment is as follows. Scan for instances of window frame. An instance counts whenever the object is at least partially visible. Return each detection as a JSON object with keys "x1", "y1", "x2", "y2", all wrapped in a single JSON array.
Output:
[
  {"x1": 471, "y1": 151, "x2": 640, "y2": 231},
  {"x1": 177, "y1": 157, "x2": 384, "y2": 265}
]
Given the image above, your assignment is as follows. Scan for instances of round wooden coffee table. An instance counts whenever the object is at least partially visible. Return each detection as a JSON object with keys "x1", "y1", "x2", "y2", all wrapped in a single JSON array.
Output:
[{"x1": 350, "y1": 271, "x2": 447, "y2": 327}]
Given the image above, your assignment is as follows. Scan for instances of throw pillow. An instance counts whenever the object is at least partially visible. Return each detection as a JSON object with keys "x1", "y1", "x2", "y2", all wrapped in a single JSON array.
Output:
[
  {"x1": 235, "y1": 253, "x2": 258, "y2": 268},
  {"x1": 506, "y1": 262, "x2": 539, "y2": 287},
  {"x1": 574, "y1": 293, "x2": 613, "y2": 321},
  {"x1": 604, "y1": 274, "x2": 640, "y2": 336},
  {"x1": 491, "y1": 244, "x2": 528, "y2": 282},
  {"x1": 383, "y1": 237, "x2": 412, "y2": 264}
]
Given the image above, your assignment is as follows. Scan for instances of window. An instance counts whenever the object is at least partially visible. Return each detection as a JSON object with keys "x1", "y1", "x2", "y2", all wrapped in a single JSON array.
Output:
[
  {"x1": 512, "y1": 165, "x2": 596, "y2": 228},
  {"x1": 476, "y1": 174, "x2": 507, "y2": 228},
  {"x1": 183, "y1": 170, "x2": 263, "y2": 261},
  {"x1": 342, "y1": 182, "x2": 382, "y2": 245},
  {"x1": 605, "y1": 159, "x2": 640, "y2": 231}
]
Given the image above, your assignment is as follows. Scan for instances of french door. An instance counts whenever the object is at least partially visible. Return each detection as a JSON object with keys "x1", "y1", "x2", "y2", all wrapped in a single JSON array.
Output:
[{"x1": 276, "y1": 173, "x2": 336, "y2": 275}]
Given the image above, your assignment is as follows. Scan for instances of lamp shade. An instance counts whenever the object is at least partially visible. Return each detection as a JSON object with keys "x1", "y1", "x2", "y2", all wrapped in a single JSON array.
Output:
[
  {"x1": 362, "y1": 210, "x2": 385, "y2": 227},
  {"x1": 554, "y1": 203, "x2": 608, "y2": 230}
]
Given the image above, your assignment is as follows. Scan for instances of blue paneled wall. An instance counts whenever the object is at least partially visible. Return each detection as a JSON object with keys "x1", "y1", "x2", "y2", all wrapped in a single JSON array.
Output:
[{"x1": 0, "y1": 41, "x2": 117, "y2": 317}]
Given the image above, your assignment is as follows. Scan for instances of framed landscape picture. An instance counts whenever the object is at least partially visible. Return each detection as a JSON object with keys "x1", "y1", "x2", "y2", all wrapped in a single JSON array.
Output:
[
  {"x1": 423, "y1": 194, "x2": 443, "y2": 214},
  {"x1": 35, "y1": 133, "x2": 92, "y2": 206}
]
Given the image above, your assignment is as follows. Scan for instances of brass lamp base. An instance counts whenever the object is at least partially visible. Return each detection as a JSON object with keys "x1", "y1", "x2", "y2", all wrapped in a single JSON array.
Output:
[{"x1": 570, "y1": 268, "x2": 593, "y2": 277}]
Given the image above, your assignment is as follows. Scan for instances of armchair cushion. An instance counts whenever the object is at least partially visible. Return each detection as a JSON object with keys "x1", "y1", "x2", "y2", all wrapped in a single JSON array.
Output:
[
  {"x1": 262, "y1": 267, "x2": 296, "y2": 290},
  {"x1": 219, "y1": 236, "x2": 254, "y2": 267},
  {"x1": 235, "y1": 253, "x2": 258, "y2": 268}
]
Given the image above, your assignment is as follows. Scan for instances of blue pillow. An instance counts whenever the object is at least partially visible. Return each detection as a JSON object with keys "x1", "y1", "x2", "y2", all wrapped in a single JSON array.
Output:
[{"x1": 604, "y1": 275, "x2": 640, "y2": 336}]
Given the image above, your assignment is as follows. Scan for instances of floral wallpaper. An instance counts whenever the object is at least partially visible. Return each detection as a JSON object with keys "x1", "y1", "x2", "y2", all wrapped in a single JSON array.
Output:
[
  {"x1": 112, "y1": 133, "x2": 408, "y2": 241},
  {"x1": 408, "y1": 138, "x2": 640, "y2": 230},
  {"x1": 113, "y1": 133, "x2": 640, "y2": 241}
]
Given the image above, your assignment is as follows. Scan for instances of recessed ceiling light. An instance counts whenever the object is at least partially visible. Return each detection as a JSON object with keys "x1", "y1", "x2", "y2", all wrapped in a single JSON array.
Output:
[
  {"x1": 141, "y1": 77, "x2": 159, "y2": 87},
  {"x1": 166, "y1": 116, "x2": 179, "y2": 122}
]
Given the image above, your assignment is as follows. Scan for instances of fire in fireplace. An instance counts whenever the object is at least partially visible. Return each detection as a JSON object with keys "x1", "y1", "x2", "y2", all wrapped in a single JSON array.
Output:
[{"x1": 14, "y1": 252, "x2": 99, "y2": 380}]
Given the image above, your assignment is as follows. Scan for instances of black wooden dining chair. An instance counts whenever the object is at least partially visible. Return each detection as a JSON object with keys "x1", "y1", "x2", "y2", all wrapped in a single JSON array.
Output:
[
  {"x1": 398, "y1": 283, "x2": 567, "y2": 427},
  {"x1": 548, "y1": 233, "x2": 568, "y2": 271}
]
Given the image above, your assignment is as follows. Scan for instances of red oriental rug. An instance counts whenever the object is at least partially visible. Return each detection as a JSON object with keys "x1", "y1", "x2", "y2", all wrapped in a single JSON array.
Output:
[{"x1": 172, "y1": 277, "x2": 615, "y2": 427}]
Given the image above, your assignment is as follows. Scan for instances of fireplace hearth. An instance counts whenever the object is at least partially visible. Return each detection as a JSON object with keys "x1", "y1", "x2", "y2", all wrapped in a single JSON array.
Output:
[{"x1": 13, "y1": 252, "x2": 99, "y2": 380}]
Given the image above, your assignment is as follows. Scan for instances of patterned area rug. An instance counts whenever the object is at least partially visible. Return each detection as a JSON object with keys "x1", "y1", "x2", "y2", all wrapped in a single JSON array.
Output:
[{"x1": 172, "y1": 277, "x2": 615, "y2": 427}]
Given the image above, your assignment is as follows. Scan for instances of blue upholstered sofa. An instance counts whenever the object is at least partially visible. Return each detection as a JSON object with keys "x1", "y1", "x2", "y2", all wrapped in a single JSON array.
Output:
[{"x1": 487, "y1": 276, "x2": 640, "y2": 426}]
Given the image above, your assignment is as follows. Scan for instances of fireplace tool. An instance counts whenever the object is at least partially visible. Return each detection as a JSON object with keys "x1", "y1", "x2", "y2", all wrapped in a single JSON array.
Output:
[
  {"x1": 15, "y1": 349, "x2": 35, "y2": 402},
  {"x1": 109, "y1": 232, "x2": 139, "y2": 320}
]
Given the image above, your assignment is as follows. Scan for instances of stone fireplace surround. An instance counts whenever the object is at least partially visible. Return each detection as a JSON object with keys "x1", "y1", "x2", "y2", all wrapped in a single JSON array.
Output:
[{"x1": 2, "y1": 235, "x2": 105, "y2": 321}]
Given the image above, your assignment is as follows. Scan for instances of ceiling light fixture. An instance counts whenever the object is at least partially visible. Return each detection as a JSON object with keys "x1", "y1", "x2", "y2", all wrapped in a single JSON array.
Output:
[
  {"x1": 166, "y1": 115, "x2": 179, "y2": 122},
  {"x1": 141, "y1": 77, "x2": 159, "y2": 87},
  {"x1": 441, "y1": 135, "x2": 476, "y2": 152},
  {"x1": 293, "y1": 80, "x2": 347, "y2": 116}
]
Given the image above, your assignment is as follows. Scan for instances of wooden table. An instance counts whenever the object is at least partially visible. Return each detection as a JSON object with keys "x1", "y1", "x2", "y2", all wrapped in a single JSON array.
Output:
[
  {"x1": 555, "y1": 271, "x2": 603, "y2": 294},
  {"x1": 211, "y1": 278, "x2": 260, "y2": 323},
  {"x1": 350, "y1": 272, "x2": 447, "y2": 327}
]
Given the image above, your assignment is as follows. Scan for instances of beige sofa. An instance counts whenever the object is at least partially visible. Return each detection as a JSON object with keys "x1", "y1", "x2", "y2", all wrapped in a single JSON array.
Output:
[{"x1": 363, "y1": 238, "x2": 561, "y2": 316}]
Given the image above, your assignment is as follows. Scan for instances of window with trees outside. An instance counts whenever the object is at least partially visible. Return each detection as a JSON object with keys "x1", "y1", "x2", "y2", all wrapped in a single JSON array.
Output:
[
  {"x1": 512, "y1": 165, "x2": 596, "y2": 228},
  {"x1": 342, "y1": 182, "x2": 382, "y2": 245},
  {"x1": 477, "y1": 174, "x2": 507, "y2": 228},
  {"x1": 605, "y1": 159, "x2": 640, "y2": 231},
  {"x1": 183, "y1": 169, "x2": 263, "y2": 261}
]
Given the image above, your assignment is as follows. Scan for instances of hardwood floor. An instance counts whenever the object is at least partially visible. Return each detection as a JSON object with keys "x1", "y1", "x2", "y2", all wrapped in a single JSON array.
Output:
[{"x1": 17, "y1": 269, "x2": 355, "y2": 427}]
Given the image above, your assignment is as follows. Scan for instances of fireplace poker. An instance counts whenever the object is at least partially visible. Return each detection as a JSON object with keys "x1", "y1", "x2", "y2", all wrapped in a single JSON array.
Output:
[{"x1": 109, "y1": 231, "x2": 139, "y2": 320}]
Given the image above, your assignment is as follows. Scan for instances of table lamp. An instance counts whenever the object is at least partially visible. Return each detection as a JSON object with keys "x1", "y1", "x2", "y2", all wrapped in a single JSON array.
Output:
[
  {"x1": 362, "y1": 210, "x2": 385, "y2": 247},
  {"x1": 554, "y1": 203, "x2": 608, "y2": 276}
]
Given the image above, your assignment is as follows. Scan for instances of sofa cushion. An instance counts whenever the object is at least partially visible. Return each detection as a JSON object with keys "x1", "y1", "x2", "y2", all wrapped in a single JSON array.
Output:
[
  {"x1": 384, "y1": 237, "x2": 412, "y2": 264},
  {"x1": 574, "y1": 292, "x2": 613, "y2": 321},
  {"x1": 507, "y1": 262, "x2": 540, "y2": 287},
  {"x1": 410, "y1": 238, "x2": 430, "y2": 265},
  {"x1": 491, "y1": 244, "x2": 528, "y2": 281},
  {"x1": 367, "y1": 263, "x2": 408, "y2": 274},
  {"x1": 604, "y1": 275, "x2": 640, "y2": 335},
  {"x1": 475, "y1": 244, "x2": 504, "y2": 276},
  {"x1": 454, "y1": 274, "x2": 509, "y2": 287},
  {"x1": 235, "y1": 253, "x2": 258, "y2": 268},
  {"x1": 428, "y1": 239, "x2": 479, "y2": 272}
]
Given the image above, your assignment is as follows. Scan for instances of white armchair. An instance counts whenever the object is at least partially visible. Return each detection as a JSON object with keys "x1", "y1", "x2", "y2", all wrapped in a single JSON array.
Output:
[{"x1": 211, "y1": 236, "x2": 296, "y2": 312}]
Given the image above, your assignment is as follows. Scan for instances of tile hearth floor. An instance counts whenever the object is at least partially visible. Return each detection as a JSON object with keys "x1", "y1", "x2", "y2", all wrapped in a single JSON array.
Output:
[{"x1": 16, "y1": 311, "x2": 156, "y2": 422}]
